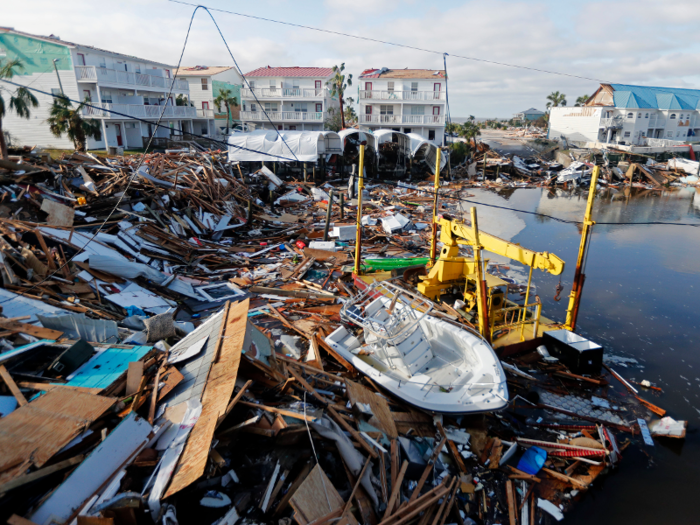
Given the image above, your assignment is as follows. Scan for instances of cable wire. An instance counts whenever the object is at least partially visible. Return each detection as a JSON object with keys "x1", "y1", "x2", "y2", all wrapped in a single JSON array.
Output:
[
  {"x1": 0, "y1": 6, "x2": 201, "y2": 306},
  {"x1": 167, "y1": 0, "x2": 609, "y2": 83}
]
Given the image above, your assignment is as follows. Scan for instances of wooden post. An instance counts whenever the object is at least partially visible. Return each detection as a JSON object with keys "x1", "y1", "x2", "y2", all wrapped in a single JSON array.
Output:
[
  {"x1": 429, "y1": 148, "x2": 441, "y2": 267},
  {"x1": 323, "y1": 190, "x2": 334, "y2": 241},
  {"x1": 471, "y1": 207, "x2": 490, "y2": 341},
  {"x1": 353, "y1": 145, "x2": 365, "y2": 275}
]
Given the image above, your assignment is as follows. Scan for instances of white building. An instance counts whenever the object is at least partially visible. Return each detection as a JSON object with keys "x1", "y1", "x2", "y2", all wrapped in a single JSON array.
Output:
[
  {"x1": 358, "y1": 68, "x2": 446, "y2": 145},
  {"x1": 173, "y1": 66, "x2": 243, "y2": 140},
  {"x1": 0, "y1": 28, "x2": 195, "y2": 151},
  {"x1": 239, "y1": 66, "x2": 338, "y2": 131},
  {"x1": 548, "y1": 83, "x2": 700, "y2": 146}
]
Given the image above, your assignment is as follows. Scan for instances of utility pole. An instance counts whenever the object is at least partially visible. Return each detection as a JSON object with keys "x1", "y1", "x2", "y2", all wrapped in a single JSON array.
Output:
[{"x1": 52, "y1": 59, "x2": 65, "y2": 98}]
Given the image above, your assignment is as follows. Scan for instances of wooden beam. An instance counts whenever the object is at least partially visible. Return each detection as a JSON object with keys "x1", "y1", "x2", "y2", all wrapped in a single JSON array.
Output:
[
  {"x1": 0, "y1": 364, "x2": 27, "y2": 407},
  {"x1": 0, "y1": 454, "x2": 85, "y2": 494},
  {"x1": 408, "y1": 436, "x2": 447, "y2": 503},
  {"x1": 216, "y1": 379, "x2": 253, "y2": 429},
  {"x1": 383, "y1": 460, "x2": 408, "y2": 519}
]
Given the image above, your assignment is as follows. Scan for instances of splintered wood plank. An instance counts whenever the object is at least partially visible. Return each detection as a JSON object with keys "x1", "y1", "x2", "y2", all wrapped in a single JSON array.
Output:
[
  {"x1": 345, "y1": 379, "x2": 398, "y2": 439},
  {"x1": 0, "y1": 365, "x2": 27, "y2": 407},
  {"x1": 126, "y1": 361, "x2": 144, "y2": 396},
  {"x1": 289, "y1": 464, "x2": 349, "y2": 525},
  {"x1": 0, "y1": 320, "x2": 63, "y2": 340},
  {"x1": 164, "y1": 299, "x2": 249, "y2": 498},
  {"x1": 0, "y1": 389, "x2": 115, "y2": 474}
]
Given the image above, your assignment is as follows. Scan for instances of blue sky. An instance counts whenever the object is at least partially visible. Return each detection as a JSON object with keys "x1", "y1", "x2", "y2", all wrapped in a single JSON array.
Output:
[{"x1": 5, "y1": 0, "x2": 700, "y2": 117}]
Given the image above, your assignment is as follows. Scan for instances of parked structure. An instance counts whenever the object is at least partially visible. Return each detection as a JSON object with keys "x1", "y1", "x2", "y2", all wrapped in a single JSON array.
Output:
[
  {"x1": 173, "y1": 66, "x2": 242, "y2": 139},
  {"x1": 239, "y1": 67, "x2": 338, "y2": 131},
  {"x1": 548, "y1": 83, "x2": 700, "y2": 146},
  {"x1": 513, "y1": 107, "x2": 545, "y2": 121},
  {"x1": 358, "y1": 68, "x2": 446, "y2": 144},
  {"x1": 0, "y1": 28, "x2": 194, "y2": 151}
]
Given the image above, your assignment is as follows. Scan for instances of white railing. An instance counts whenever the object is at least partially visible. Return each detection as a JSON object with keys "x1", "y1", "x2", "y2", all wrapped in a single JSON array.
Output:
[
  {"x1": 649, "y1": 119, "x2": 666, "y2": 128},
  {"x1": 81, "y1": 103, "x2": 196, "y2": 119},
  {"x1": 196, "y1": 109, "x2": 215, "y2": 118},
  {"x1": 360, "y1": 114, "x2": 445, "y2": 125},
  {"x1": 75, "y1": 66, "x2": 189, "y2": 92},
  {"x1": 241, "y1": 87, "x2": 325, "y2": 99},
  {"x1": 359, "y1": 90, "x2": 446, "y2": 101},
  {"x1": 600, "y1": 118, "x2": 623, "y2": 129},
  {"x1": 240, "y1": 111, "x2": 324, "y2": 122}
]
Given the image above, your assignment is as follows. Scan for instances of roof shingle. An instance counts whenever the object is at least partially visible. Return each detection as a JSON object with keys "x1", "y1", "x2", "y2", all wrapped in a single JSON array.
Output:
[{"x1": 244, "y1": 66, "x2": 333, "y2": 78}]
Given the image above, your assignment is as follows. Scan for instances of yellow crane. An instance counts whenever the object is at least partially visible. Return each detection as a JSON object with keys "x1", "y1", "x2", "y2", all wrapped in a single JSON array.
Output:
[{"x1": 417, "y1": 210, "x2": 565, "y2": 345}]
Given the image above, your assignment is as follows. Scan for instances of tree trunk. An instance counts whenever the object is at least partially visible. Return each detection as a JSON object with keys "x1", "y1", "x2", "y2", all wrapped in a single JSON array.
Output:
[
  {"x1": 226, "y1": 104, "x2": 230, "y2": 135},
  {"x1": 0, "y1": 118, "x2": 7, "y2": 160},
  {"x1": 339, "y1": 90, "x2": 346, "y2": 130}
]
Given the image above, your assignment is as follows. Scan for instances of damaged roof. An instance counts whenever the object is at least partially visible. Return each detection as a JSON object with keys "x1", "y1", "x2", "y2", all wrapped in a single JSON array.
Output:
[{"x1": 359, "y1": 68, "x2": 446, "y2": 79}]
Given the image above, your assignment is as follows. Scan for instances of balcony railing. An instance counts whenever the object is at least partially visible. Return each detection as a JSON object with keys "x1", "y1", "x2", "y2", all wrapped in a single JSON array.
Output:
[
  {"x1": 241, "y1": 87, "x2": 326, "y2": 99},
  {"x1": 599, "y1": 118, "x2": 624, "y2": 129},
  {"x1": 81, "y1": 103, "x2": 197, "y2": 119},
  {"x1": 196, "y1": 109, "x2": 215, "y2": 118},
  {"x1": 240, "y1": 111, "x2": 324, "y2": 122},
  {"x1": 649, "y1": 119, "x2": 666, "y2": 128},
  {"x1": 75, "y1": 66, "x2": 189, "y2": 91},
  {"x1": 359, "y1": 114, "x2": 445, "y2": 125},
  {"x1": 359, "y1": 90, "x2": 446, "y2": 101}
]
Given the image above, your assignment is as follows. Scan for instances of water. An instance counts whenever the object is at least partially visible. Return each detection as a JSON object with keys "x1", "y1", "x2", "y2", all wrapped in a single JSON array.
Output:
[{"x1": 463, "y1": 185, "x2": 700, "y2": 524}]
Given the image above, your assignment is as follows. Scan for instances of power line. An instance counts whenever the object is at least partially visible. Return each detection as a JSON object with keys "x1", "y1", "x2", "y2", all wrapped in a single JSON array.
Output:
[
  {"x1": 167, "y1": 0, "x2": 608, "y2": 84},
  {"x1": 0, "y1": 5, "x2": 201, "y2": 306}
]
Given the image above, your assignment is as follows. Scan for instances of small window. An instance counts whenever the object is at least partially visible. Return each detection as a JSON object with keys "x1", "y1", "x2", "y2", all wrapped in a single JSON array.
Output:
[
  {"x1": 627, "y1": 113, "x2": 633, "y2": 118},
  {"x1": 251, "y1": 104, "x2": 257, "y2": 112},
  {"x1": 201, "y1": 78, "x2": 208, "y2": 90},
  {"x1": 387, "y1": 81, "x2": 394, "y2": 92},
  {"x1": 411, "y1": 82, "x2": 418, "y2": 92},
  {"x1": 641, "y1": 131, "x2": 646, "y2": 137},
  {"x1": 410, "y1": 106, "x2": 424, "y2": 115},
  {"x1": 433, "y1": 106, "x2": 440, "y2": 116},
  {"x1": 428, "y1": 129, "x2": 435, "y2": 140},
  {"x1": 645, "y1": 113, "x2": 649, "y2": 118},
  {"x1": 315, "y1": 103, "x2": 322, "y2": 112},
  {"x1": 201, "y1": 127, "x2": 208, "y2": 135},
  {"x1": 380, "y1": 105, "x2": 393, "y2": 115},
  {"x1": 50, "y1": 88, "x2": 62, "y2": 97},
  {"x1": 670, "y1": 113, "x2": 676, "y2": 119},
  {"x1": 624, "y1": 131, "x2": 631, "y2": 137},
  {"x1": 264, "y1": 102, "x2": 278, "y2": 112},
  {"x1": 637, "y1": 113, "x2": 641, "y2": 118},
  {"x1": 249, "y1": 81, "x2": 255, "y2": 88},
  {"x1": 667, "y1": 131, "x2": 673, "y2": 137},
  {"x1": 365, "y1": 106, "x2": 372, "y2": 115}
]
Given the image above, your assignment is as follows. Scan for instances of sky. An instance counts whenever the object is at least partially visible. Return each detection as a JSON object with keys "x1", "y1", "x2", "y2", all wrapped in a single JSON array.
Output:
[{"x1": 4, "y1": 0, "x2": 700, "y2": 118}]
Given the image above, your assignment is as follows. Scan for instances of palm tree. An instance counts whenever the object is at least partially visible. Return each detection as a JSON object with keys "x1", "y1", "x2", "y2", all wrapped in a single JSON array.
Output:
[
  {"x1": 458, "y1": 121, "x2": 481, "y2": 145},
  {"x1": 445, "y1": 122, "x2": 459, "y2": 135},
  {"x1": 546, "y1": 91, "x2": 567, "y2": 111},
  {"x1": 0, "y1": 59, "x2": 39, "y2": 160},
  {"x1": 175, "y1": 94, "x2": 193, "y2": 107},
  {"x1": 46, "y1": 96, "x2": 102, "y2": 152},
  {"x1": 575, "y1": 94, "x2": 590, "y2": 107},
  {"x1": 213, "y1": 87, "x2": 239, "y2": 135},
  {"x1": 327, "y1": 63, "x2": 352, "y2": 129},
  {"x1": 468, "y1": 115, "x2": 476, "y2": 122}
]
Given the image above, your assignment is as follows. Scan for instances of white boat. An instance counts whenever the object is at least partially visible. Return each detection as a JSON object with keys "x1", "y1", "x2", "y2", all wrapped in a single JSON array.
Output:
[{"x1": 325, "y1": 282, "x2": 508, "y2": 414}]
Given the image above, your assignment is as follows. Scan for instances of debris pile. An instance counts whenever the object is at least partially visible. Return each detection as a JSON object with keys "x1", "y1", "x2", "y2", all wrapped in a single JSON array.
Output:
[{"x1": 0, "y1": 149, "x2": 686, "y2": 525}]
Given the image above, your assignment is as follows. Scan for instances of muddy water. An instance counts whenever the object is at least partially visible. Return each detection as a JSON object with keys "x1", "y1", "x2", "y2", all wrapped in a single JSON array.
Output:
[{"x1": 463, "y1": 185, "x2": 700, "y2": 524}]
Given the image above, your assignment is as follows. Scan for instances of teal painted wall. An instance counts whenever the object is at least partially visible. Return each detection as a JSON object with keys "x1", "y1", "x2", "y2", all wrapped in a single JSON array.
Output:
[{"x1": 0, "y1": 32, "x2": 72, "y2": 74}]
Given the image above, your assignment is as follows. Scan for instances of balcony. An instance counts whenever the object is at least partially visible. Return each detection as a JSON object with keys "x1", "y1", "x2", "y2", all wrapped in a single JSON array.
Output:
[
  {"x1": 359, "y1": 90, "x2": 445, "y2": 101},
  {"x1": 240, "y1": 111, "x2": 324, "y2": 122},
  {"x1": 359, "y1": 114, "x2": 445, "y2": 125},
  {"x1": 599, "y1": 117, "x2": 624, "y2": 129},
  {"x1": 196, "y1": 109, "x2": 215, "y2": 118},
  {"x1": 649, "y1": 119, "x2": 666, "y2": 128},
  {"x1": 81, "y1": 103, "x2": 197, "y2": 119},
  {"x1": 241, "y1": 87, "x2": 326, "y2": 99},
  {"x1": 75, "y1": 66, "x2": 189, "y2": 92}
]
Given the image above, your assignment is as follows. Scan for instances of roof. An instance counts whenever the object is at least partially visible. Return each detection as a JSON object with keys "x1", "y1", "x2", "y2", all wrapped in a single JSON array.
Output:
[
  {"x1": 174, "y1": 66, "x2": 234, "y2": 77},
  {"x1": 518, "y1": 108, "x2": 545, "y2": 114},
  {"x1": 0, "y1": 27, "x2": 175, "y2": 68},
  {"x1": 607, "y1": 83, "x2": 700, "y2": 110},
  {"x1": 244, "y1": 66, "x2": 334, "y2": 78},
  {"x1": 359, "y1": 68, "x2": 446, "y2": 79}
]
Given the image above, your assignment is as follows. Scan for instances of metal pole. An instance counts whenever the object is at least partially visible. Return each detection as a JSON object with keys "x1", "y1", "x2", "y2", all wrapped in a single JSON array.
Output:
[
  {"x1": 340, "y1": 193, "x2": 345, "y2": 219},
  {"x1": 429, "y1": 148, "x2": 442, "y2": 267},
  {"x1": 323, "y1": 189, "x2": 334, "y2": 241},
  {"x1": 52, "y1": 59, "x2": 65, "y2": 97},
  {"x1": 470, "y1": 207, "x2": 490, "y2": 341},
  {"x1": 353, "y1": 145, "x2": 365, "y2": 275},
  {"x1": 564, "y1": 165, "x2": 600, "y2": 330},
  {"x1": 519, "y1": 253, "x2": 535, "y2": 342}
]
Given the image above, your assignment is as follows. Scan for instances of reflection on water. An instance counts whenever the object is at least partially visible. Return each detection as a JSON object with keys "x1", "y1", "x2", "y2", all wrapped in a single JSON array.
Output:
[{"x1": 463, "y1": 186, "x2": 700, "y2": 525}]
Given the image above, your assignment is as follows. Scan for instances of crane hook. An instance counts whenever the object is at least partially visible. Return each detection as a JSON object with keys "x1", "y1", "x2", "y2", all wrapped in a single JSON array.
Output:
[{"x1": 554, "y1": 279, "x2": 563, "y2": 302}]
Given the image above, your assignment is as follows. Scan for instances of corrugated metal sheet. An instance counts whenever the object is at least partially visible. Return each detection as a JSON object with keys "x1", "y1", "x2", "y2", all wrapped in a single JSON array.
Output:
[
  {"x1": 0, "y1": 288, "x2": 68, "y2": 324},
  {"x1": 610, "y1": 83, "x2": 700, "y2": 110}
]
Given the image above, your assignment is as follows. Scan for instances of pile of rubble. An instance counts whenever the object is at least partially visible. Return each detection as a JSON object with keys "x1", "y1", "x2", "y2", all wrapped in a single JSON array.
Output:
[{"x1": 0, "y1": 149, "x2": 687, "y2": 525}]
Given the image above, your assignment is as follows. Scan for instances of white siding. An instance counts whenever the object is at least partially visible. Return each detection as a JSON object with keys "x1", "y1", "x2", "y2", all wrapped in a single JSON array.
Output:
[{"x1": 547, "y1": 106, "x2": 603, "y2": 143}]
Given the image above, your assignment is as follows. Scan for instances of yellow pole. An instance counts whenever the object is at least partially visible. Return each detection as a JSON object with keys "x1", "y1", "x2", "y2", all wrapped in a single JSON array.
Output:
[
  {"x1": 353, "y1": 145, "x2": 366, "y2": 275},
  {"x1": 564, "y1": 165, "x2": 600, "y2": 330},
  {"x1": 470, "y1": 207, "x2": 490, "y2": 341},
  {"x1": 429, "y1": 148, "x2": 442, "y2": 267},
  {"x1": 519, "y1": 255, "x2": 535, "y2": 342}
]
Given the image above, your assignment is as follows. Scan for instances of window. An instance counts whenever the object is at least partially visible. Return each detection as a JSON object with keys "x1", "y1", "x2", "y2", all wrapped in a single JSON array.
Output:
[
  {"x1": 641, "y1": 131, "x2": 646, "y2": 137},
  {"x1": 403, "y1": 128, "x2": 412, "y2": 133},
  {"x1": 251, "y1": 104, "x2": 257, "y2": 112},
  {"x1": 315, "y1": 80, "x2": 322, "y2": 90},
  {"x1": 667, "y1": 131, "x2": 673, "y2": 137},
  {"x1": 428, "y1": 129, "x2": 435, "y2": 141},
  {"x1": 202, "y1": 102, "x2": 209, "y2": 110},
  {"x1": 670, "y1": 113, "x2": 676, "y2": 119},
  {"x1": 410, "y1": 106, "x2": 424, "y2": 115},
  {"x1": 269, "y1": 79, "x2": 276, "y2": 92},
  {"x1": 380, "y1": 105, "x2": 393, "y2": 115},
  {"x1": 387, "y1": 81, "x2": 394, "y2": 92},
  {"x1": 249, "y1": 81, "x2": 255, "y2": 88},
  {"x1": 135, "y1": 64, "x2": 141, "y2": 73},
  {"x1": 99, "y1": 57, "x2": 106, "y2": 68},
  {"x1": 315, "y1": 103, "x2": 322, "y2": 112},
  {"x1": 264, "y1": 102, "x2": 278, "y2": 112},
  {"x1": 77, "y1": 53, "x2": 86, "y2": 66},
  {"x1": 624, "y1": 131, "x2": 631, "y2": 137},
  {"x1": 365, "y1": 106, "x2": 372, "y2": 115},
  {"x1": 411, "y1": 82, "x2": 418, "y2": 92},
  {"x1": 295, "y1": 102, "x2": 308, "y2": 113},
  {"x1": 165, "y1": 69, "x2": 171, "y2": 78},
  {"x1": 50, "y1": 88, "x2": 62, "y2": 97},
  {"x1": 201, "y1": 126, "x2": 208, "y2": 135},
  {"x1": 365, "y1": 82, "x2": 372, "y2": 90},
  {"x1": 83, "y1": 90, "x2": 91, "y2": 101},
  {"x1": 637, "y1": 113, "x2": 641, "y2": 118},
  {"x1": 289, "y1": 125, "x2": 297, "y2": 130},
  {"x1": 201, "y1": 78, "x2": 208, "y2": 90},
  {"x1": 645, "y1": 113, "x2": 649, "y2": 118},
  {"x1": 432, "y1": 106, "x2": 440, "y2": 116},
  {"x1": 627, "y1": 112, "x2": 633, "y2": 118},
  {"x1": 101, "y1": 90, "x2": 113, "y2": 103}
]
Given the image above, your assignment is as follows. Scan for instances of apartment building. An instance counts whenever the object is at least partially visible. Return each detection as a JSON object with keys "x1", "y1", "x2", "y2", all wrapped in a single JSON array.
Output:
[
  {"x1": 548, "y1": 83, "x2": 700, "y2": 146},
  {"x1": 173, "y1": 66, "x2": 242, "y2": 139},
  {"x1": 358, "y1": 68, "x2": 446, "y2": 144},
  {"x1": 0, "y1": 28, "x2": 195, "y2": 151},
  {"x1": 239, "y1": 66, "x2": 338, "y2": 131},
  {"x1": 513, "y1": 108, "x2": 545, "y2": 121}
]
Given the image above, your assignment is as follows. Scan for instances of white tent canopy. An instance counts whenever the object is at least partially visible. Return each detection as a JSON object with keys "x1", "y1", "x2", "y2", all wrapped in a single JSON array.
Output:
[
  {"x1": 337, "y1": 129, "x2": 378, "y2": 152},
  {"x1": 228, "y1": 130, "x2": 341, "y2": 163},
  {"x1": 407, "y1": 132, "x2": 448, "y2": 171}
]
